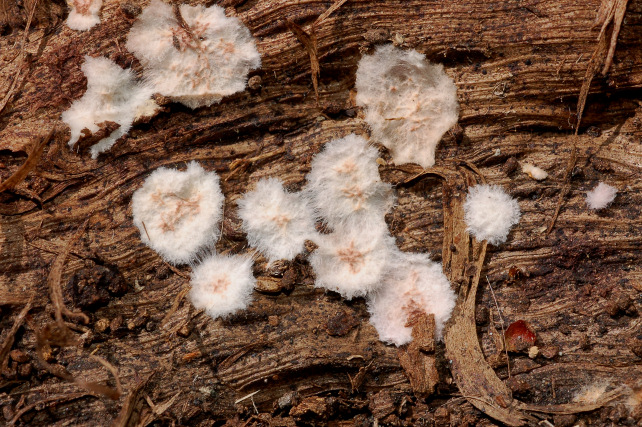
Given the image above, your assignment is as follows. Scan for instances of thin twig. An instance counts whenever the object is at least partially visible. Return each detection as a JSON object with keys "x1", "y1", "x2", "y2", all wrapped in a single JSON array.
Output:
[
  {"x1": 486, "y1": 276, "x2": 510, "y2": 378},
  {"x1": 0, "y1": 0, "x2": 38, "y2": 115}
]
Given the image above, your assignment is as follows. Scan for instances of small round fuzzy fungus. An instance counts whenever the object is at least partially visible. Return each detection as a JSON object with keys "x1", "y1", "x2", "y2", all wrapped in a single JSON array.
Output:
[
  {"x1": 189, "y1": 254, "x2": 255, "y2": 319},
  {"x1": 586, "y1": 182, "x2": 617, "y2": 210},
  {"x1": 131, "y1": 161, "x2": 224, "y2": 265},
  {"x1": 305, "y1": 133, "x2": 394, "y2": 229},
  {"x1": 367, "y1": 251, "x2": 455, "y2": 346},
  {"x1": 463, "y1": 184, "x2": 521, "y2": 245},
  {"x1": 309, "y1": 225, "x2": 395, "y2": 300},
  {"x1": 61, "y1": 56, "x2": 156, "y2": 158},
  {"x1": 66, "y1": 0, "x2": 103, "y2": 31},
  {"x1": 237, "y1": 177, "x2": 316, "y2": 262},
  {"x1": 126, "y1": 0, "x2": 261, "y2": 108},
  {"x1": 355, "y1": 44, "x2": 459, "y2": 168},
  {"x1": 521, "y1": 163, "x2": 548, "y2": 180}
]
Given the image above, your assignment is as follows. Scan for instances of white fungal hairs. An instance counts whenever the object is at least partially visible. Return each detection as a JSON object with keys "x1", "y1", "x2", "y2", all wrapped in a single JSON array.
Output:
[
  {"x1": 61, "y1": 56, "x2": 156, "y2": 158},
  {"x1": 131, "y1": 161, "x2": 224, "y2": 265},
  {"x1": 586, "y1": 182, "x2": 617, "y2": 210},
  {"x1": 189, "y1": 254, "x2": 255, "y2": 319},
  {"x1": 126, "y1": 0, "x2": 261, "y2": 109},
  {"x1": 309, "y1": 225, "x2": 395, "y2": 300},
  {"x1": 521, "y1": 163, "x2": 548, "y2": 180},
  {"x1": 66, "y1": 0, "x2": 102, "y2": 31},
  {"x1": 305, "y1": 134, "x2": 395, "y2": 229},
  {"x1": 367, "y1": 251, "x2": 455, "y2": 345},
  {"x1": 237, "y1": 178, "x2": 316, "y2": 262},
  {"x1": 355, "y1": 44, "x2": 459, "y2": 168},
  {"x1": 464, "y1": 184, "x2": 521, "y2": 245}
]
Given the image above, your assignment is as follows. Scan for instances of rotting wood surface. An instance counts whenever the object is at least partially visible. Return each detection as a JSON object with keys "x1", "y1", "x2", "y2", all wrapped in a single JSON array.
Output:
[{"x1": 1, "y1": 0, "x2": 641, "y2": 425}]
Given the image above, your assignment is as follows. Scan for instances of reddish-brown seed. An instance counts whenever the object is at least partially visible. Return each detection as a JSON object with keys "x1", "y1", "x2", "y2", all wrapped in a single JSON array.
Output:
[{"x1": 505, "y1": 320, "x2": 537, "y2": 352}]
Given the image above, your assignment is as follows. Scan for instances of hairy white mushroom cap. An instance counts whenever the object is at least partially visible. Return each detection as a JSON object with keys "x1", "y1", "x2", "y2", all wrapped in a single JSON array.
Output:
[
  {"x1": 309, "y1": 224, "x2": 395, "y2": 300},
  {"x1": 131, "y1": 161, "x2": 224, "y2": 264},
  {"x1": 66, "y1": 0, "x2": 102, "y2": 31},
  {"x1": 237, "y1": 178, "x2": 316, "y2": 262},
  {"x1": 189, "y1": 253, "x2": 255, "y2": 319},
  {"x1": 61, "y1": 56, "x2": 156, "y2": 158},
  {"x1": 464, "y1": 184, "x2": 521, "y2": 245},
  {"x1": 355, "y1": 45, "x2": 459, "y2": 168},
  {"x1": 521, "y1": 163, "x2": 548, "y2": 180},
  {"x1": 586, "y1": 182, "x2": 617, "y2": 210},
  {"x1": 305, "y1": 134, "x2": 395, "y2": 229},
  {"x1": 367, "y1": 251, "x2": 455, "y2": 345},
  {"x1": 126, "y1": 0, "x2": 261, "y2": 108}
]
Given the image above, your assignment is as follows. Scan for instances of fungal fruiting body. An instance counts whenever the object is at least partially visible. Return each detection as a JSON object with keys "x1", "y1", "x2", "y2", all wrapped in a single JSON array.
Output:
[
  {"x1": 521, "y1": 163, "x2": 548, "y2": 180},
  {"x1": 131, "y1": 161, "x2": 224, "y2": 264},
  {"x1": 305, "y1": 134, "x2": 394, "y2": 229},
  {"x1": 189, "y1": 254, "x2": 255, "y2": 319},
  {"x1": 464, "y1": 184, "x2": 521, "y2": 245},
  {"x1": 61, "y1": 56, "x2": 156, "y2": 158},
  {"x1": 367, "y1": 251, "x2": 455, "y2": 346},
  {"x1": 237, "y1": 178, "x2": 316, "y2": 262},
  {"x1": 586, "y1": 182, "x2": 617, "y2": 210},
  {"x1": 309, "y1": 226, "x2": 395, "y2": 300},
  {"x1": 355, "y1": 45, "x2": 459, "y2": 168},
  {"x1": 66, "y1": 0, "x2": 102, "y2": 31},
  {"x1": 126, "y1": 0, "x2": 261, "y2": 109}
]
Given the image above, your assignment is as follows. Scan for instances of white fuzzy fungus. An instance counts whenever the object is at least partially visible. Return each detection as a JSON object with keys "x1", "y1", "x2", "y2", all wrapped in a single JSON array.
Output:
[
  {"x1": 586, "y1": 182, "x2": 617, "y2": 210},
  {"x1": 355, "y1": 44, "x2": 459, "y2": 168},
  {"x1": 367, "y1": 251, "x2": 455, "y2": 345},
  {"x1": 126, "y1": 0, "x2": 261, "y2": 109},
  {"x1": 521, "y1": 163, "x2": 548, "y2": 180},
  {"x1": 464, "y1": 184, "x2": 521, "y2": 245},
  {"x1": 66, "y1": 0, "x2": 102, "y2": 31},
  {"x1": 61, "y1": 56, "x2": 156, "y2": 158},
  {"x1": 237, "y1": 178, "x2": 316, "y2": 262},
  {"x1": 309, "y1": 225, "x2": 395, "y2": 300},
  {"x1": 189, "y1": 253, "x2": 255, "y2": 319},
  {"x1": 305, "y1": 134, "x2": 394, "y2": 229},
  {"x1": 131, "y1": 161, "x2": 224, "y2": 265}
]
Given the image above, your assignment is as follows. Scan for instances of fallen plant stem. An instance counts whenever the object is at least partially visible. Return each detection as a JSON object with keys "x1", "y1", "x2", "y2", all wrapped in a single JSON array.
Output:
[
  {"x1": 548, "y1": 0, "x2": 628, "y2": 235},
  {"x1": 0, "y1": 296, "x2": 33, "y2": 372},
  {"x1": 47, "y1": 219, "x2": 90, "y2": 324},
  {"x1": 0, "y1": 128, "x2": 54, "y2": 193},
  {"x1": 112, "y1": 371, "x2": 156, "y2": 427}
]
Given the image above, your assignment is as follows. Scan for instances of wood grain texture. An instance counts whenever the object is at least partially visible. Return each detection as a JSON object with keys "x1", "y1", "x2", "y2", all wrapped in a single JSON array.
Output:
[{"x1": 1, "y1": 0, "x2": 641, "y2": 425}]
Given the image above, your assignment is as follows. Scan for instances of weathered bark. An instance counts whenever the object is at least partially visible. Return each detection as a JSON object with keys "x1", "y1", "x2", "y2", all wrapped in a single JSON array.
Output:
[{"x1": 1, "y1": 0, "x2": 641, "y2": 425}]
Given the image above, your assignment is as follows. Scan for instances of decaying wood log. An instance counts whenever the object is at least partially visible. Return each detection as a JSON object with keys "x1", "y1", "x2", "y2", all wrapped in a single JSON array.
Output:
[{"x1": 1, "y1": 0, "x2": 641, "y2": 425}]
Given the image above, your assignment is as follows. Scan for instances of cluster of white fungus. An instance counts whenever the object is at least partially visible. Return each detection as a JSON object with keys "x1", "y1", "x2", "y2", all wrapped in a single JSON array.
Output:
[
  {"x1": 355, "y1": 45, "x2": 459, "y2": 168},
  {"x1": 126, "y1": 0, "x2": 261, "y2": 109},
  {"x1": 237, "y1": 178, "x2": 316, "y2": 262},
  {"x1": 586, "y1": 182, "x2": 617, "y2": 210},
  {"x1": 131, "y1": 161, "x2": 224, "y2": 265},
  {"x1": 189, "y1": 254, "x2": 255, "y2": 319},
  {"x1": 367, "y1": 251, "x2": 456, "y2": 345},
  {"x1": 463, "y1": 184, "x2": 521, "y2": 245},
  {"x1": 305, "y1": 134, "x2": 394, "y2": 229},
  {"x1": 66, "y1": 0, "x2": 102, "y2": 31},
  {"x1": 62, "y1": 56, "x2": 157, "y2": 158}
]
